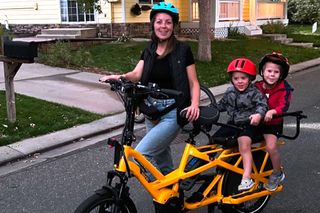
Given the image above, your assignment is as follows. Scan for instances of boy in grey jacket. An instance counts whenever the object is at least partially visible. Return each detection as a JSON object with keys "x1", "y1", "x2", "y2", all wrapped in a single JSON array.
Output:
[{"x1": 214, "y1": 58, "x2": 267, "y2": 191}]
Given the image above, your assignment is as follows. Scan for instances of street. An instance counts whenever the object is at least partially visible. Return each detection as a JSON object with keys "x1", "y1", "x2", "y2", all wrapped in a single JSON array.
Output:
[{"x1": 0, "y1": 66, "x2": 319, "y2": 213}]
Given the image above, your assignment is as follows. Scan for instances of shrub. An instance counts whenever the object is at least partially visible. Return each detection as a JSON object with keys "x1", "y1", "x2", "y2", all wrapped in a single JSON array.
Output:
[
  {"x1": 261, "y1": 21, "x2": 287, "y2": 34},
  {"x1": 227, "y1": 25, "x2": 247, "y2": 39},
  {"x1": 288, "y1": 0, "x2": 320, "y2": 24},
  {"x1": 38, "y1": 41, "x2": 93, "y2": 68},
  {"x1": 115, "y1": 34, "x2": 131, "y2": 43}
]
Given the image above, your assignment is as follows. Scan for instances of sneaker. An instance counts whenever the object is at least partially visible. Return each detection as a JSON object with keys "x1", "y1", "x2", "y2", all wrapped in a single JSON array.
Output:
[
  {"x1": 238, "y1": 178, "x2": 254, "y2": 191},
  {"x1": 265, "y1": 171, "x2": 285, "y2": 191},
  {"x1": 134, "y1": 113, "x2": 145, "y2": 123}
]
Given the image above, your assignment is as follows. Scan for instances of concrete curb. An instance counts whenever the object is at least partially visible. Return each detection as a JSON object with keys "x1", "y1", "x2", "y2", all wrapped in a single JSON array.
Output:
[
  {"x1": 1, "y1": 57, "x2": 319, "y2": 166},
  {"x1": 289, "y1": 58, "x2": 320, "y2": 73},
  {"x1": 0, "y1": 113, "x2": 126, "y2": 165}
]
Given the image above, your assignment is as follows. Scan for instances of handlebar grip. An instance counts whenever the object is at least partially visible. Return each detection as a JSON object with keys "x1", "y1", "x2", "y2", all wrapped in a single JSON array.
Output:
[
  {"x1": 161, "y1": 89, "x2": 183, "y2": 97},
  {"x1": 100, "y1": 79, "x2": 119, "y2": 85},
  {"x1": 274, "y1": 111, "x2": 300, "y2": 118},
  {"x1": 274, "y1": 111, "x2": 307, "y2": 119}
]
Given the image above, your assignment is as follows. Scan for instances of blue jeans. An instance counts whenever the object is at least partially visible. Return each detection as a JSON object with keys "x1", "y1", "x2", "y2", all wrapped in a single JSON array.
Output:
[{"x1": 135, "y1": 97, "x2": 181, "y2": 175}]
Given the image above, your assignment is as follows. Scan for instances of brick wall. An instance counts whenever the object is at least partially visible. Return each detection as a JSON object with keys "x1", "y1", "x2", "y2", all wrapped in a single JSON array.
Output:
[
  {"x1": 7, "y1": 23, "x2": 191, "y2": 39},
  {"x1": 8, "y1": 23, "x2": 153, "y2": 38}
]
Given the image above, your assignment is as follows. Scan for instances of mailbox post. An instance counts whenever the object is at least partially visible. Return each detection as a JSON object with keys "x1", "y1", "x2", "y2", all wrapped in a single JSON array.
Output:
[{"x1": 1, "y1": 37, "x2": 38, "y2": 122}]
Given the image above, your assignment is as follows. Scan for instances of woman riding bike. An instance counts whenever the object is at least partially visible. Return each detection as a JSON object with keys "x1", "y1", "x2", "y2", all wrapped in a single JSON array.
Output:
[{"x1": 99, "y1": 2, "x2": 200, "y2": 178}]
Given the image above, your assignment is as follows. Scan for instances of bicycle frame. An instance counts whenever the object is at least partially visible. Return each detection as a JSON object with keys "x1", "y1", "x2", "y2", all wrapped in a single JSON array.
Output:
[{"x1": 110, "y1": 135, "x2": 282, "y2": 210}]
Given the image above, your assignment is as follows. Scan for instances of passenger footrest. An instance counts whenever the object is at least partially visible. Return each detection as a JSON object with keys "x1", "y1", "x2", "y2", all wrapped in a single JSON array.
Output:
[
  {"x1": 180, "y1": 176, "x2": 199, "y2": 191},
  {"x1": 186, "y1": 192, "x2": 204, "y2": 203}
]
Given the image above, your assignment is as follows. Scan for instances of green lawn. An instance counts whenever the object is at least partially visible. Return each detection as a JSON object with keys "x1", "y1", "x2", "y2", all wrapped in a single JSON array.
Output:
[
  {"x1": 287, "y1": 24, "x2": 320, "y2": 35},
  {"x1": 286, "y1": 24, "x2": 320, "y2": 47},
  {"x1": 70, "y1": 36, "x2": 320, "y2": 87},
  {"x1": 0, "y1": 91, "x2": 103, "y2": 145}
]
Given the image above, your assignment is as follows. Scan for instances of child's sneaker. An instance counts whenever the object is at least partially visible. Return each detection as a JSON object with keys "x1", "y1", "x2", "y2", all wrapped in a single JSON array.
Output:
[
  {"x1": 265, "y1": 171, "x2": 285, "y2": 191},
  {"x1": 238, "y1": 178, "x2": 254, "y2": 191}
]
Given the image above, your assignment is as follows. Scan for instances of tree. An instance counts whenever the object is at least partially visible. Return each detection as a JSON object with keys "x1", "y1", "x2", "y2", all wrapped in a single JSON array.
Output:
[
  {"x1": 76, "y1": 0, "x2": 102, "y2": 13},
  {"x1": 288, "y1": 0, "x2": 320, "y2": 24},
  {"x1": 197, "y1": 0, "x2": 212, "y2": 61}
]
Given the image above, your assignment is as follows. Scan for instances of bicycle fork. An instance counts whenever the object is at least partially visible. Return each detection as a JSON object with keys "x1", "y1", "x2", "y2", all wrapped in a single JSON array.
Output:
[
  {"x1": 101, "y1": 138, "x2": 136, "y2": 212},
  {"x1": 96, "y1": 170, "x2": 134, "y2": 213}
]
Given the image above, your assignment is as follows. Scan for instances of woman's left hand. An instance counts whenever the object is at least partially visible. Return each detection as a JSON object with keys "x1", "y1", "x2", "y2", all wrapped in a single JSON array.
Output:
[{"x1": 184, "y1": 105, "x2": 200, "y2": 122}]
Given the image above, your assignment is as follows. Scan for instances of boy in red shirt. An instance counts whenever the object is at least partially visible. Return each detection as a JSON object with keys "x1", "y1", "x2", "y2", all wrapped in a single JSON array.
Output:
[{"x1": 255, "y1": 52, "x2": 294, "y2": 191}]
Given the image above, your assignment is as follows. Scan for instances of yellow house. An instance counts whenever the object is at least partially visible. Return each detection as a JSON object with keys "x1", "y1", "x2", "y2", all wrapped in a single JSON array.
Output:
[{"x1": 0, "y1": 0, "x2": 288, "y2": 38}]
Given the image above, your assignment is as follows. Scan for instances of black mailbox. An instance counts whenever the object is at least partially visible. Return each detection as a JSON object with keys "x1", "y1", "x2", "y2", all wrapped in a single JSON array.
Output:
[{"x1": 4, "y1": 38, "x2": 38, "y2": 61}]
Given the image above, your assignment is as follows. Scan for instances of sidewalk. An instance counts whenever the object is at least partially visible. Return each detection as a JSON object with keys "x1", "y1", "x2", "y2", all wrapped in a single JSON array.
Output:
[{"x1": 1, "y1": 58, "x2": 320, "y2": 165}]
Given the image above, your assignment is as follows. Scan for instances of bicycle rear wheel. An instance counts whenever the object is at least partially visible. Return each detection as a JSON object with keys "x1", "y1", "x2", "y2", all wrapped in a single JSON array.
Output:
[
  {"x1": 220, "y1": 150, "x2": 272, "y2": 213},
  {"x1": 200, "y1": 84, "x2": 217, "y2": 107},
  {"x1": 74, "y1": 191, "x2": 137, "y2": 213}
]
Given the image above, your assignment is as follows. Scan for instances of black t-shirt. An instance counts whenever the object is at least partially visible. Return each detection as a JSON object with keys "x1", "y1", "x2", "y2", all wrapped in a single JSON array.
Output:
[{"x1": 140, "y1": 48, "x2": 195, "y2": 90}]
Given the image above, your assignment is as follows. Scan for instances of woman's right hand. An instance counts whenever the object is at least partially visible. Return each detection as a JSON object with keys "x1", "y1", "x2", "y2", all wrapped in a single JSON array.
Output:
[{"x1": 99, "y1": 74, "x2": 122, "y2": 82}]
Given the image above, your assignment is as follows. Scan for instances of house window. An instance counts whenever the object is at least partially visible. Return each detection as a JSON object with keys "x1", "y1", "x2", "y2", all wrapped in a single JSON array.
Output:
[
  {"x1": 139, "y1": 0, "x2": 164, "y2": 5},
  {"x1": 192, "y1": 0, "x2": 199, "y2": 21},
  {"x1": 219, "y1": 0, "x2": 240, "y2": 21},
  {"x1": 60, "y1": 0, "x2": 95, "y2": 23}
]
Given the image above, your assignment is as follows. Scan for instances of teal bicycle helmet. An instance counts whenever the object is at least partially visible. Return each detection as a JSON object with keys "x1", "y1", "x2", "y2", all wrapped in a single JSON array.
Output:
[{"x1": 150, "y1": 2, "x2": 179, "y2": 24}]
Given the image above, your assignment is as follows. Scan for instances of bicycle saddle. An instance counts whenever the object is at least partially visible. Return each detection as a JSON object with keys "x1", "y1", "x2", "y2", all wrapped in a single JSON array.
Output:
[{"x1": 180, "y1": 105, "x2": 220, "y2": 126}]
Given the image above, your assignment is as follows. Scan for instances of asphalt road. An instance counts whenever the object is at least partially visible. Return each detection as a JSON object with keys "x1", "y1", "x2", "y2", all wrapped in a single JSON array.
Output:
[{"x1": 0, "y1": 66, "x2": 319, "y2": 213}]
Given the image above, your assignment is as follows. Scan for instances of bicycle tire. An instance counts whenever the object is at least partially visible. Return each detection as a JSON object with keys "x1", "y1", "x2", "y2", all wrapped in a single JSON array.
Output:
[
  {"x1": 200, "y1": 84, "x2": 217, "y2": 107},
  {"x1": 74, "y1": 191, "x2": 137, "y2": 213},
  {"x1": 207, "y1": 203, "x2": 216, "y2": 213},
  {"x1": 220, "y1": 150, "x2": 272, "y2": 213}
]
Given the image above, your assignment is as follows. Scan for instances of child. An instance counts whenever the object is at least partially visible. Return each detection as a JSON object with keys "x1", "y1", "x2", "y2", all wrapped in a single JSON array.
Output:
[
  {"x1": 255, "y1": 52, "x2": 293, "y2": 191},
  {"x1": 214, "y1": 58, "x2": 268, "y2": 191}
]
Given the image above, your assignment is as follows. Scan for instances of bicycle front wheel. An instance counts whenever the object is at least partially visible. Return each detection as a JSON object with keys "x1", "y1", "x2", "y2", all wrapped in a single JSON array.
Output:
[{"x1": 74, "y1": 192, "x2": 137, "y2": 213}]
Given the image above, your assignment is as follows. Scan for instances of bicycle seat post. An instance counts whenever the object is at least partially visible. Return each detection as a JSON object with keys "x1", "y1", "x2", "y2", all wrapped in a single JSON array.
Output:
[{"x1": 185, "y1": 127, "x2": 200, "y2": 145}]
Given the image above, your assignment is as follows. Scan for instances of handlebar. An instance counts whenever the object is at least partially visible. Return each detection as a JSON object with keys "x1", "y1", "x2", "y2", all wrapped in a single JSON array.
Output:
[
  {"x1": 275, "y1": 110, "x2": 307, "y2": 140},
  {"x1": 215, "y1": 111, "x2": 307, "y2": 140},
  {"x1": 103, "y1": 79, "x2": 183, "y2": 99},
  {"x1": 102, "y1": 78, "x2": 184, "y2": 146},
  {"x1": 274, "y1": 110, "x2": 307, "y2": 119},
  {"x1": 183, "y1": 108, "x2": 307, "y2": 144}
]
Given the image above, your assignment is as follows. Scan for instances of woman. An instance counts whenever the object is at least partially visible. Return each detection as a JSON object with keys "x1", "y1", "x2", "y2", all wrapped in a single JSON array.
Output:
[{"x1": 100, "y1": 2, "x2": 200, "y2": 177}]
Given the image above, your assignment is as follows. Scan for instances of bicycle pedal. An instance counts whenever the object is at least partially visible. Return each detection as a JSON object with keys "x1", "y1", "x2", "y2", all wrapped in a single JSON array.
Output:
[{"x1": 186, "y1": 192, "x2": 204, "y2": 203}]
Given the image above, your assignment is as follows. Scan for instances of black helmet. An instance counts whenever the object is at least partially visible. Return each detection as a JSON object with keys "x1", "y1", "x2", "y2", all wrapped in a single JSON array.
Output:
[
  {"x1": 259, "y1": 52, "x2": 290, "y2": 81},
  {"x1": 149, "y1": 2, "x2": 179, "y2": 24}
]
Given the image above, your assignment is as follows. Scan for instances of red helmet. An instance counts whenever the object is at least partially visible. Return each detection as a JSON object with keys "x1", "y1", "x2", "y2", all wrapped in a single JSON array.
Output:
[
  {"x1": 258, "y1": 52, "x2": 290, "y2": 81},
  {"x1": 227, "y1": 58, "x2": 256, "y2": 80}
]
